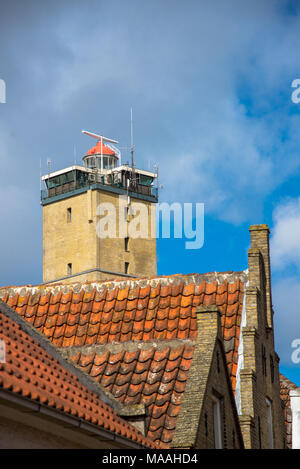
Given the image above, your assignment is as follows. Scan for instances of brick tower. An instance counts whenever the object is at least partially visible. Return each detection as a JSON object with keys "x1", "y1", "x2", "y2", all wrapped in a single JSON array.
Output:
[{"x1": 41, "y1": 131, "x2": 158, "y2": 284}]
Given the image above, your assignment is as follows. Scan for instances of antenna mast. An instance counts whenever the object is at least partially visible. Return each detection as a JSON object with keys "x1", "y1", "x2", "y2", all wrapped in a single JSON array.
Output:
[
  {"x1": 74, "y1": 145, "x2": 77, "y2": 165},
  {"x1": 40, "y1": 159, "x2": 42, "y2": 191},
  {"x1": 47, "y1": 158, "x2": 51, "y2": 178},
  {"x1": 130, "y1": 107, "x2": 136, "y2": 189}
]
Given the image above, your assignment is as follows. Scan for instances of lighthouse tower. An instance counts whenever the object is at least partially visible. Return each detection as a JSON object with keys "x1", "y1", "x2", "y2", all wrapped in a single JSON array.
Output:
[{"x1": 41, "y1": 131, "x2": 158, "y2": 284}]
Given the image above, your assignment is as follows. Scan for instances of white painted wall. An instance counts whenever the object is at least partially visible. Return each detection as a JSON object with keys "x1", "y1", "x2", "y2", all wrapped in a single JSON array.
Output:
[{"x1": 290, "y1": 389, "x2": 300, "y2": 449}]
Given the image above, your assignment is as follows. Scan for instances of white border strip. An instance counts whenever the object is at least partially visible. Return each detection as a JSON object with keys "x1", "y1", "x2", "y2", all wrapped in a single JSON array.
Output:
[{"x1": 235, "y1": 269, "x2": 249, "y2": 415}]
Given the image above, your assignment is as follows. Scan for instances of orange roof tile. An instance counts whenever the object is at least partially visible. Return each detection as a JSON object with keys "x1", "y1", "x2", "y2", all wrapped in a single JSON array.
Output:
[
  {"x1": 0, "y1": 271, "x2": 246, "y2": 444},
  {"x1": 0, "y1": 300, "x2": 161, "y2": 449},
  {"x1": 280, "y1": 373, "x2": 299, "y2": 448},
  {"x1": 67, "y1": 343, "x2": 194, "y2": 445}
]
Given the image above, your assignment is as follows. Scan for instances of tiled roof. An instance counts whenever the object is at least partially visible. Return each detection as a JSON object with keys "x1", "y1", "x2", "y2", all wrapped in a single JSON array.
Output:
[
  {"x1": 66, "y1": 342, "x2": 194, "y2": 444},
  {"x1": 0, "y1": 271, "x2": 246, "y2": 444},
  {"x1": 280, "y1": 373, "x2": 298, "y2": 449},
  {"x1": 0, "y1": 300, "x2": 160, "y2": 449}
]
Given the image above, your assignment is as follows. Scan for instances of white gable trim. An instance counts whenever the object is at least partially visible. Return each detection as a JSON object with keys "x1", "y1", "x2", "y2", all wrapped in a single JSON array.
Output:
[{"x1": 235, "y1": 269, "x2": 248, "y2": 415}]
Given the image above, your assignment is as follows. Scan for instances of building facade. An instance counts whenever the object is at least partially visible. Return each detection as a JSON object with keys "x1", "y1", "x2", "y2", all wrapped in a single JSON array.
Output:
[
  {"x1": 237, "y1": 225, "x2": 285, "y2": 448},
  {"x1": 0, "y1": 225, "x2": 286, "y2": 448}
]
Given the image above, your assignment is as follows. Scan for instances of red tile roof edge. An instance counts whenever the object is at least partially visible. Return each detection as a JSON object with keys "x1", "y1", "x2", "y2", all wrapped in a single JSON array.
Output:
[
  {"x1": 280, "y1": 373, "x2": 299, "y2": 390},
  {"x1": 0, "y1": 299, "x2": 144, "y2": 418},
  {"x1": 0, "y1": 300, "x2": 164, "y2": 449},
  {"x1": 280, "y1": 373, "x2": 299, "y2": 449}
]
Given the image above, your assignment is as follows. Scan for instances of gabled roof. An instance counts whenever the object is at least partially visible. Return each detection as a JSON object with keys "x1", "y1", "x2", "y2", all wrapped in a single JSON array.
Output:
[
  {"x1": 0, "y1": 299, "x2": 161, "y2": 449},
  {"x1": 0, "y1": 271, "x2": 247, "y2": 445},
  {"x1": 66, "y1": 341, "x2": 194, "y2": 443}
]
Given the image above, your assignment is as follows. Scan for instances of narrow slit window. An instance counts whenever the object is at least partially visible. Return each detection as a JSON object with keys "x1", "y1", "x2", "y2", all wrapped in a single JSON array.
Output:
[
  {"x1": 125, "y1": 237, "x2": 129, "y2": 251},
  {"x1": 266, "y1": 398, "x2": 274, "y2": 449},
  {"x1": 270, "y1": 354, "x2": 274, "y2": 383},
  {"x1": 67, "y1": 263, "x2": 72, "y2": 275},
  {"x1": 212, "y1": 396, "x2": 224, "y2": 449},
  {"x1": 125, "y1": 262, "x2": 129, "y2": 274},
  {"x1": 258, "y1": 416, "x2": 262, "y2": 449},
  {"x1": 67, "y1": 207, "x2": 72, "y2": 223}
]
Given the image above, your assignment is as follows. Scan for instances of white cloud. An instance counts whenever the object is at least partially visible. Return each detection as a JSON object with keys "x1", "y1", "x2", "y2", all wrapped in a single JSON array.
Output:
[
  {"x1": 273, "y1": 276, "x2": 300, "y2": 365},
  {"x1": 2, "y1": 1, "x2": 300, "y2": 284},
  {"x1": 270, "y1": 198, "x2": 300, "y2": 365},
  {"x1": 271, "y1": 197, "x2": 300, "y2": 271},
  {"x1": 41, "y1": 1, "x2": 300, "y2": 223}
]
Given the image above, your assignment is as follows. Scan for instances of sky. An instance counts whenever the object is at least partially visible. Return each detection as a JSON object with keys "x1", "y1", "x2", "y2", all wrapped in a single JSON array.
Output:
[{"x1": 1, "y1": 0, "x2": 300, "y2": 384}]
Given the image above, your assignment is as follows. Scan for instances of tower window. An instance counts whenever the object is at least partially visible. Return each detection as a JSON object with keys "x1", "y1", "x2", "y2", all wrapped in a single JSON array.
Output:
[
  {"x1": 125, "y1": 237, "x2": 129, "y2": 251},
  {"x1": 67, "y1": 207, "x2": 72, "y2": 223},
  {"x1": 262, "y1": 344, "x2": 267, "y2": 376},
  {"x1": 124, "y1": 206, "x2": 128, "y2": 221},
  {"x1": 67, "y1": 263, "x2": 72, "y2": 275},
  {"x1": 125, "y1": 262, "x2": 129, "y2": 274}
]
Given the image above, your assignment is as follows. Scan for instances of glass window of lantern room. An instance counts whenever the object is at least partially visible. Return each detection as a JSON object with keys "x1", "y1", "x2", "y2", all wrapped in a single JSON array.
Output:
[{"x1": 103, "y1": 156, "x2": 109, "y2": 169}]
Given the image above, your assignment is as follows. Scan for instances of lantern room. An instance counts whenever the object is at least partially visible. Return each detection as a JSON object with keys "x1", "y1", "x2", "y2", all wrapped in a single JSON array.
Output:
[{"x1": 83, "y1": 139, "x2": 119, "y2": 171}]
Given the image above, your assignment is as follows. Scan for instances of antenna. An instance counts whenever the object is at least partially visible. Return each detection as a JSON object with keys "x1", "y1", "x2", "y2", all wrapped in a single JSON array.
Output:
[
  {"x1": 154, "y1": 163, "x2": 163, "y2": 199},
  {"x1": 81, "y1": 129, "x2": 121, "y2": 163},
  {"x1": 131, "y1": 108, "x2": 134, "y2": 156},
  {"x1": 130, "y1": 108, "x2": 136, "y2": 189},
  {"x1": 81, "y1": 130, "x2": 118, "y2": 144},
  {"x1": 74, "y1": 145, "x2": 77, "y2": 165},
  {"x1": 47, "y1": 158, "x2": 52, "y2": 196},
  {"x1": 40, "y1": 159, "x2": 42, "y2": 191},
  {"x1": 47, "y1": 158, "x2": 51, "y2": 177}
]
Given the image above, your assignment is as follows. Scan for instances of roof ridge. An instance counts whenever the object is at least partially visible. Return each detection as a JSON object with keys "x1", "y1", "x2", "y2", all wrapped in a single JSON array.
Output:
[
  {"x1": 0, "y1": 299, "x2": 143, "y2": 416},
  {"x1": 280, "y1": 372, "x2": 299, "y2": 389},
  {"x1": 62, "y1": 338, "x2": 197, "y2": 358},
  {"x1": 0, "y1": 270, "x2": 248, "y2": 296}
]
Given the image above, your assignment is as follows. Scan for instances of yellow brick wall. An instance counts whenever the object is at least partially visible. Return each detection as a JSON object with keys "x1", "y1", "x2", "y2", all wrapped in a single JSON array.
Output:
[
  {"x1": 196, "y1": 339, "x2": 244, "y2": 449},
  {"x1": 43, "y1": 188, "x2": 157, "y2": 283},
  {"x1": 239, "y1": 225, "x2": 285, "y2": 448},
  {"x1": 172, "y1": 307, "x2": 243, "y2": 449}
]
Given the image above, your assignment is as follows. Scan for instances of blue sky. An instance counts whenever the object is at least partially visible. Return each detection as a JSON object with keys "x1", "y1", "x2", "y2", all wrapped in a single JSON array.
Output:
[{"x1": 1, "y1": 0, "x2": 300, "y2": 385}]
